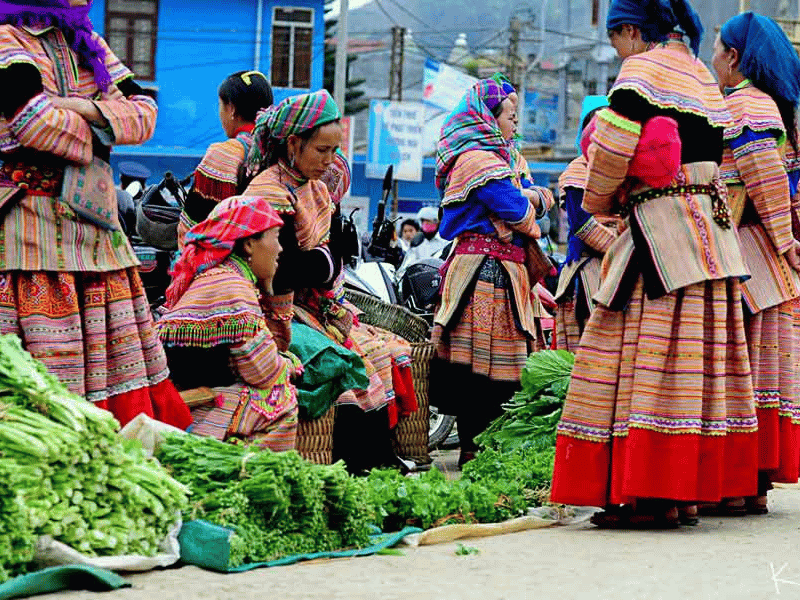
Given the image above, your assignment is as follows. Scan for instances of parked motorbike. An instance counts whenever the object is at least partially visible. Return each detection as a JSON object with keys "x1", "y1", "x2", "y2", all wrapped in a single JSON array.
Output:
[{"x1": 122, "y1": 171, "x2": 189, "y2": 310}]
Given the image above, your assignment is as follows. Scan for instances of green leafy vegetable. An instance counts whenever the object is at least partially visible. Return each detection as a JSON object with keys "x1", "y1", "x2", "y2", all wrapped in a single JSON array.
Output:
[
  {"x1": 0, "y1": 334, "x2": 188, "y2": 581},
  {"x1": 455, "y1": 543, "x2": 480, "y2": 556}
]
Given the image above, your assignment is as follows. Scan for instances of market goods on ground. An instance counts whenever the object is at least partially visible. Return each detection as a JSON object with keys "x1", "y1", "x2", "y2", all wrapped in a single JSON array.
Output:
[{"x1": 0, "y1": 335, "x2": 189, "y2": 582}]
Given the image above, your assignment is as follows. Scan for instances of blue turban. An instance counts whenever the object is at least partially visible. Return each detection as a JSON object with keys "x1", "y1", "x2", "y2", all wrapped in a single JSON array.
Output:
[
  {"x1": 720, "y1": 12, "x2": 800, "y2": 107},
  {"x1": 575, "y1": 95, "x2": 609, "y2": 152},
  {"x1": 606, "y1": 0, "x2": 703, "y2": 56}
]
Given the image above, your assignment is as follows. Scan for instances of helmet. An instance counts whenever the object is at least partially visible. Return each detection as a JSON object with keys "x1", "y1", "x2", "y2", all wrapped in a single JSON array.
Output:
[
  {"x1": 135, "y1": 182, "x2": 182, "y2": 251},
  {"x1": 416, "y1": 206, "x2": 439, "y2": 223},
  {"x1": 400, "y1": 257, "x2": 443, "y2": 313}
]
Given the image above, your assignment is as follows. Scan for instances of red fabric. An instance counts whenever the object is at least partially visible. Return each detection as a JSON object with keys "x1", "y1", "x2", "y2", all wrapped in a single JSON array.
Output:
[
  {"x1": 392, "y1": 362, "x2": 418, "y2": 417},
  {"x1": 758, "y1": 406, "x2": 800, "y2": 482},
  {"x1": 386, "y1": 363, "x2": 418, "y2": 429},
  {"x1": 581, "y1": 115, "x2": 681, "y2": 189},
  {"x1": 232, "y1": 123, "x2": 255, "y2": 137},
  {"x1": 551, "y1": 429, "x2": 759, "y2": 506},
  {"x1": 96, "y1": 378, "x2": 192, "y2": 429}
]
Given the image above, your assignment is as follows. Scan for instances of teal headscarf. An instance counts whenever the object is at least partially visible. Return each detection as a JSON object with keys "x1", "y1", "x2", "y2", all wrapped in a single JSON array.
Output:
[{"x1": 575, "y1": 95, "x2": 609, "y2": 152}]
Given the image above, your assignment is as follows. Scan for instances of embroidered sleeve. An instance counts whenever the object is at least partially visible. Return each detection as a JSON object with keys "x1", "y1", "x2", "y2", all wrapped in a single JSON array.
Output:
[
  {"x1": 565, "y1": 187, "x2": 617, "y2": 254},
  {"x1": 731, "y1": 127, "x2": 794, "y2": 253},
  {"x1": 583, "y1": 108, "x2": 642, "y2": 214},
  {"x1": 230, "y1": 326, "x2": 292, "y2": 389},
  {"x1": 6, "y1": 91, "x2": 93, "y2": 164}
]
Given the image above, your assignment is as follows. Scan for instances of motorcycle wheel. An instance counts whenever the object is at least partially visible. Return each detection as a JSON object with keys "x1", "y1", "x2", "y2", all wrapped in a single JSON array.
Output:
[{"x1": 428, "y1": 404, "x2": 456, "y2": 450}]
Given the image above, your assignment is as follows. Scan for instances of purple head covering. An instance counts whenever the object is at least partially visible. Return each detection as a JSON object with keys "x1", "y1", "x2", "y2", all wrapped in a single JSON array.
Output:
[{"x1": 0, "y1": 0, "x2": 111, "y2": 91}]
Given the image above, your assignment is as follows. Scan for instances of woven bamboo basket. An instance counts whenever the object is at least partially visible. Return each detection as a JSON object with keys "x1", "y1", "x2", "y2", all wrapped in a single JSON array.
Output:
[
  {"x1": 344, "y1": 289, "x2": 433, "y2": 463},
  {"x1": 296, "y1": 404, "x2": 336, "y2": 464}
]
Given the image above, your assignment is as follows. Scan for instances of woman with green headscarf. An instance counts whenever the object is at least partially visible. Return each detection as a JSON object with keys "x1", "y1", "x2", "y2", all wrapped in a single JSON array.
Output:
[{"x1": 242, "y1": 90, "x2": 416, "y2": 472}]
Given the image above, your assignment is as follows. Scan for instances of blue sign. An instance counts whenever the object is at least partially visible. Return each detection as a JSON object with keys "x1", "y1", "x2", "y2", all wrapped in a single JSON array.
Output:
[
  {"x1": 523, "y1": 90, "x2": 558, "y2": 145},
  {"x1": 366, "y1": 99, "x2": 424, "y2": 182}
]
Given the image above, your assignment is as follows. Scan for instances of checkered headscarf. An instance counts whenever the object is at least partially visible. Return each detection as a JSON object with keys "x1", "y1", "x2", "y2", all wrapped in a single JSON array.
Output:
[{"x1": 435, "y1": 79, "x2": 511, "y2": 192}]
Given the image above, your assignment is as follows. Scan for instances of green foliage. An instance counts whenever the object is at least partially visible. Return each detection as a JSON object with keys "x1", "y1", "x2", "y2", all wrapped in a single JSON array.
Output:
[
  {"x1": 476, "y1": 350, "x2": 575, "y2": 452},
  {"x1": 0, "y1": 335, "x2": 188, "y2": 581},
  {"x1": 157, "y1": 434, "x2": 374, "y2": 567},
  {"x1": 455, "y1": 543, "x2": 480, "y2": 556}
]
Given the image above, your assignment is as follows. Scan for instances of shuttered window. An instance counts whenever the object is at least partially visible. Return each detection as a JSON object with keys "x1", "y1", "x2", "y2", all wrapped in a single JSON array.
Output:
[
  {"x1": 105, "y1": 0, "x2": 158, "y2": 80},
  {"x1": 271, "y1": 7, "x2": 313, "y2": 88}
]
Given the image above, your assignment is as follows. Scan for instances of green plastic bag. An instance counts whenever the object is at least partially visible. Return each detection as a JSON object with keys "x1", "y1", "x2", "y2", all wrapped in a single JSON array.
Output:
[{"x1": 0, "y1": 565, "x2": 130, "y2": 600}]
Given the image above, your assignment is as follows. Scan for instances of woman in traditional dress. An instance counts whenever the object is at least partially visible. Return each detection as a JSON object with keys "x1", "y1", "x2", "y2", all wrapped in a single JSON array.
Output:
[
  {"x1": 177, "y1": 70, "x2": 273, "y2": 248},
  {"x1": 429, "y1": 79, "x2": 553, "y2": 466},
  {"x1": 242, "y1": 90, "x2": 416, "y2": 472},
  {"x1": 554, "y1": 96, "x2": 619, "y2": 351},
  {"x1": 157, "y1": 196, "x2": 299, "y2": 451},
  {"x1": 0, "y1": 0, "x2": 190, "y2": 429},
  {"x1": 711, "y1": 12, "x2": 800, "y2": 514},
  {"x1": 550, "y1": 0, "x2": 759, "y2": 527}
]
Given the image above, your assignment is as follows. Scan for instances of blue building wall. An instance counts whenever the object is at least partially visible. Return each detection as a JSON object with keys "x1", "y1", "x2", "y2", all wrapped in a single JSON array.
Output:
[{"x1": 91, "y1": 0, "x2": 325, "y2": 158}]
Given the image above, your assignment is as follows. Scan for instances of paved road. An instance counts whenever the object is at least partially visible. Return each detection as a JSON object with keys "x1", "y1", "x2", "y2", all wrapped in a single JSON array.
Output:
[{"x1": 49, "y1": 484, "x2": 800, "y2": 600}]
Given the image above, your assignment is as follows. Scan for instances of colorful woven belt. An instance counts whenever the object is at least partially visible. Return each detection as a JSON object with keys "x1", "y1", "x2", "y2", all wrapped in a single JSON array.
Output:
[
  {"x1": 621, "y1": 179, "x2": 731, "y2": 229},
  {"x1": 454, "y1": 233, "x2": 526, "y2": 263}
]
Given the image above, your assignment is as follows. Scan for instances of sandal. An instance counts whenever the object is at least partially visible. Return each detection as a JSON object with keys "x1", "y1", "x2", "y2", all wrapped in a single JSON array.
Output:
[
  {"x1": 745, "y1": 495, "x2": 768, "y2": 515},
  {"x1": 697, "y1": 498, "x2": 747, "y2": 516},
  {"x1": 678, "y1": 503, "x2": 699, "y2": 526},
  {"x1": 590, "y1": 503, "x2": 681, "y2": 530}
]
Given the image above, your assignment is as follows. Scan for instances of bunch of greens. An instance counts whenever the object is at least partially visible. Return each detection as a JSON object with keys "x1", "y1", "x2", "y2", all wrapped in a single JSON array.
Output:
[
  {"x1": 0, "y1": 335, "x2": 189, "y2": 581},
  {"x1": 476, "y1": 350, "x2": 574, "y2": 452},
  {"x1": 156, "y1": 434, "x2": 374, "y2": 567}
]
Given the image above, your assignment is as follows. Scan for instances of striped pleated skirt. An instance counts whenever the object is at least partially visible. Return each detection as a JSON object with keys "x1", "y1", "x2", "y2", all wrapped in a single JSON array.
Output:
[
  {"x1": 551, "y1": 277, "x2": 759, "y2": 506},
  {"x1": 0, "y1": 268, "x2": 191, "y2": 429},
  {"x1": 433, "y1": 257, "x2": 542, "y2": 383},
  {"x1": 555, "y1": 301, "x2": 582, "y2": 353},
  {"x1": 746, "y1": 298, "x2": 800, "y2": 483}
]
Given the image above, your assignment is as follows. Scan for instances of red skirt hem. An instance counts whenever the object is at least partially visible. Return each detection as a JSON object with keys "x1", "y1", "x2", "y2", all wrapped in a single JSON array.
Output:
[
  {"x1": 551, "y1": 428, "x2": 758, "y2": 506},
  {"x1": 96, "y1": 378, "x2": 192, "y2": 430}
]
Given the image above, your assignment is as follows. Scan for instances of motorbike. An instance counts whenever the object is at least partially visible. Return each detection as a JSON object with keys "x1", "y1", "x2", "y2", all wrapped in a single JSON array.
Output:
[{"x1": 117, "y1": 170, "x2": 189, "y2": 311}]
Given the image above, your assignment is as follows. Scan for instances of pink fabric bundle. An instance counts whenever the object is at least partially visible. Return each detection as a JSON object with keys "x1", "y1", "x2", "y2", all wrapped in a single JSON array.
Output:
[{"x1": 581, "y1": 114, "x2": 681, "y2": 188}]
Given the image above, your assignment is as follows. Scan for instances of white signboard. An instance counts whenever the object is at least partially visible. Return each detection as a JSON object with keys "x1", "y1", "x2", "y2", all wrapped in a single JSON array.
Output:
[
  {"x1": 421, "y1": 59, "x2": 478, "y2": 155},
  {"x1": 366, "y1": 100, "x2": 425, "y2": 182}
]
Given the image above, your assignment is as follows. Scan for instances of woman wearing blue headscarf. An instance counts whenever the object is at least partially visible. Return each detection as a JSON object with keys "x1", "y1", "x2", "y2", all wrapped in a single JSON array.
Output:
[
  {"x1": 711, "y1": 12, "x2": 800, "y2": 515},
  {"x1": 551, "y1": 0, "x2": 758, "y2": 528},
  {"x1": 553, "y1": 96, "x2": 619, "y2": 351}
]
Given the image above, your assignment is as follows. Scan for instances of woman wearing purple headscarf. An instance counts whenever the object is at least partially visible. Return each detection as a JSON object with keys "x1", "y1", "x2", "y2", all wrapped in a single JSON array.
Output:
[{"x1": 0, "y1": 0, "x2": 191, "y2": 430}]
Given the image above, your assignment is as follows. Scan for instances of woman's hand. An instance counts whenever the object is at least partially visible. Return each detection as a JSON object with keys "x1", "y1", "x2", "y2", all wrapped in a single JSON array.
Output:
[
  {"x1": 49, "y1": 96, "x2": 108, "y2": 126},
  {"x1": 784, "y1": 240, "x2": 800, "y2": 272},
  {"x1": 521, "y1": 187, "x2": 542, "y2": 209}
]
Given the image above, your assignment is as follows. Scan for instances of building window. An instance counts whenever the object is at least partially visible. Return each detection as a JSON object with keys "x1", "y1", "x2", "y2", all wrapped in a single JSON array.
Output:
[
  {"x1": 271, "y1": 7, "x2": 314, "y2": 88},
  {"x1": 105, "y1": 0, "x2": 158, "y2": 81}
]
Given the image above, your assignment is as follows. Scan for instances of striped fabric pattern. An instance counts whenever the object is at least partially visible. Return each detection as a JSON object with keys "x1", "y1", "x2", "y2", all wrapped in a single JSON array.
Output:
[
  {"x1": 433, "y1": 258, "x2": 543, "y2": 382},
  {"x1": 552, "y1": 277, "x2": 759, "y2": 505},
  {"x1": 244, "y1": 162, "x2": 334, "y2": 250},
  {"x1": 0, "y1": 194, "x2": 139, "y2": 271},
  {"x1": 0, "y1": 25, "x2": 156, "y2": 158},
  {"x1": 157, "y1": 258, "x2": 267, "y2": 348},
  {"x1": 435, "y1": 79, "x2": 511, "y2": 194},
  {"x1": 440, "y1": 150, "x2": 514, "y2": 207},
  {"x1": 609, "y1": 40, "x2": 732, "y2": 130},
  {"x1": 192, "y1": 134, "x2": 251, "y2": 201},
  {"x1": 0, "y1": 268, "x2": 171, "y2": 403},
  {"x1": 746, "y1": 299, "x2": 800, "y2": 482},
  {"x1": 723, "y1": 84, "x2": 787, "y2": 147},
  {"x1": 583, "y1": 108, "x2": 641, "y2": 211},
  {"x1": 554, "y1": 300, "x2": 582, "y2": 352}
]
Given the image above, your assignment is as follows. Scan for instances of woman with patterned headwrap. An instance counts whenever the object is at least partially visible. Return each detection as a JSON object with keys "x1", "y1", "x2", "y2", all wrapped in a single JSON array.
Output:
[
  {"x1": 711, "y1": 12, "x2": 800, "y2": 515},
  {"x1": 553, "y1": 95, "x2": 620, "y2": 351},
  {"x1": 551, "y1": 0, "x2": 758, "y2": 528},
  {"x1": 430, "y1": 78, "x2": 553, "y2": 467},
  {"x1": 177, "y1": 70, "x2": 273, "y2": 249},
  {"x1": 0, "y1": 0, "x2": 191, "y2": 429},
  {"x1": 242, "y1": 90, "x2": 416, "y2": 472},
  {"x1": 158, "y1": 196, "x2": 299, "y2": 451}
]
